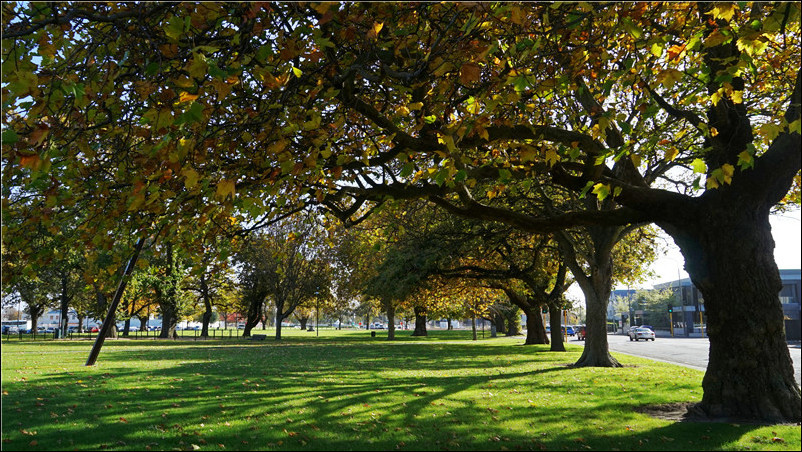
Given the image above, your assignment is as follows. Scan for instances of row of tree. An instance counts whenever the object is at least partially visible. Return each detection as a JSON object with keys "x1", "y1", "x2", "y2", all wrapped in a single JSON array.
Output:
[{"x1": 2, "y1": 2, "x2": 799, "y2": 422}]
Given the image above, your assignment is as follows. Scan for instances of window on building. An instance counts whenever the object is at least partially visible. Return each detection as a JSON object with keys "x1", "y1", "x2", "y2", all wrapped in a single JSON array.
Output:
[{"x1": 780, "y1": 284, "x2": 798, "y2": 304}]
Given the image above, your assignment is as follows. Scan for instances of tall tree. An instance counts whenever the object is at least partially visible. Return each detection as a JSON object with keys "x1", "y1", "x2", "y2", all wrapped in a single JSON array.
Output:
[
  {"x1": 4, "y1": 1, "x2": 799, "y2": 422},
  {"x1": 234, "y1": 214, "x2": 331, "y2": 340}
]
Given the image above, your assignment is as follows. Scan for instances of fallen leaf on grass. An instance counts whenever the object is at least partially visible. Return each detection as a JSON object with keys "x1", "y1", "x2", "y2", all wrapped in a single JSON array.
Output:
[{"x1": 772, "y1": 437, "x2": 785, "y2": 443}]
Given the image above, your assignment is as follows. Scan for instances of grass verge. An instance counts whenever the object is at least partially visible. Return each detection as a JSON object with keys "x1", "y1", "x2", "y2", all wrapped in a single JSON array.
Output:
[{"x1": 2, "y1": 329, "x2": 799, "y2": 451}]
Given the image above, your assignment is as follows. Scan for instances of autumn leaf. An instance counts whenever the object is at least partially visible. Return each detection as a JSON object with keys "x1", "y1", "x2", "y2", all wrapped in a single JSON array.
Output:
[
  {"x1": 666, "y1": 44, "x2": 686, "y2": 61},
  {"x1": 20, "y1": 154, "x2": 41, "y2": 169},
  {"x1": 179, "y1": 92, "x2": 199, "y2": 103},
  {"x1": 460, "y1": 63, "x2": 481, "y2": 84},
  {"x1": 657, "y1": 68, "x2": 683, "y2": 89},
  {"x1": 544, "y1": 149, "x2": 560, "y2": 166},
  {"x1": 215, "y1": 180, "x2": 236, "y2": 200},
  {"x1": 368, "y1": 22, "x2": 384, "y2": 40}
]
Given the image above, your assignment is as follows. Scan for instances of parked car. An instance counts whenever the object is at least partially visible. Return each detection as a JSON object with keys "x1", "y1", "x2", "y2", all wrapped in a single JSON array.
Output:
[
  {"x1": 90, "y1": 326, "x2": 100, "y2": 333},
  {"x1": 629, "y1": 327, "x2": 656, "y2": 341},
  {"x1": 576, "y1": 325, "x2": 586, "y2": 340}
]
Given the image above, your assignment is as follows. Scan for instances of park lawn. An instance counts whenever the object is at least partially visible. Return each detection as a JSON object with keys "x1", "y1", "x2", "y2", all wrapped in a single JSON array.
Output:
[{"x1": 1, "y1": 330, "x2": 799, "y2": 451}]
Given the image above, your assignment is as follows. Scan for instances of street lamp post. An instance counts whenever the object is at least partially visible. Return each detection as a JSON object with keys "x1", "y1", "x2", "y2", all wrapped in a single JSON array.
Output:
[{"x1": 316, "y1": 293, "x2": 319, "y2": 337}]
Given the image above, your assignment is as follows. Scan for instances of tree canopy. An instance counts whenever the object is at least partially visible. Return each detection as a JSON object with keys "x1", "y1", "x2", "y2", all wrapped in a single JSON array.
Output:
[{"x1": 3, "y1": 2, "x2": 799, "y2": 422}]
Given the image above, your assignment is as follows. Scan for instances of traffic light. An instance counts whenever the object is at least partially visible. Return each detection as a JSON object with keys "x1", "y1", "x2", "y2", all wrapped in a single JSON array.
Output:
[{"x1": 667, "y1": 304, "x2": 673, "y2": 313}]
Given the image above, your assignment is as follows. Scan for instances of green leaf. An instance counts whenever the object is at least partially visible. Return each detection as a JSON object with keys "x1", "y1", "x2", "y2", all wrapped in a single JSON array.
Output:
[
  {"x1": 591, "y1": 183, "x2": 610, "y2": 200},
  {"x1": 2, "y1": 129, "x2": 19, "y2": 145},
  {"x1": 423, "y1": 115, "x2": 437, "y2": 124},
  {"x1": 400, "y1": 162, "x2": 414, "y2": 178},
  {"x1": 650, "y1": 42, "x2": 664, "y2": 58},
  {"x1": 691, "y1": 158, "x2": 706, "y2": 174}
]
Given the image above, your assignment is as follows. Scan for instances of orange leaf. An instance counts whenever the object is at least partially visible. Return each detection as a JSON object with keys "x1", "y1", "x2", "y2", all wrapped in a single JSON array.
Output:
[
  {"x1": 667, "y1": 44, "x2": 686, "y2": 61},
  {"x1": 20, "y1": 154, "x2": 40, "y2": 169},
  {"x1": 179, "y1": 92, "x2": 199, "y2": 103}
]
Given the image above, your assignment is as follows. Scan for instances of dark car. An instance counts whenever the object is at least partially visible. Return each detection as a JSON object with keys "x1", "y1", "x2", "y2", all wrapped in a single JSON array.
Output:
[{"x1": 576, "y1": 325, "x2": 587, "y2": 340}]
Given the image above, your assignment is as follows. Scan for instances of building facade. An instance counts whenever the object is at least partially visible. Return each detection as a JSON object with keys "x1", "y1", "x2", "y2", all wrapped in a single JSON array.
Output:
[{"x1": 654, "y1": 269, "x2": 801, "y2": 341}]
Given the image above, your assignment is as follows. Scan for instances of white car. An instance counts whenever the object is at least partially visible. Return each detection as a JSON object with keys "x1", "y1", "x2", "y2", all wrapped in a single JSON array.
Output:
[{"x1": 629, "y1": 327, "x2": 656, "y2": 341}]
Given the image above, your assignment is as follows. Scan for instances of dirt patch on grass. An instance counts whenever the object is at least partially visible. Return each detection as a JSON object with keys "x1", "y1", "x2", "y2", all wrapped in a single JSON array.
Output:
[
  {"x1": 635, "y1": 402, "x2": 801, "y2": 426},
  {"x1": 634, "y1": 402, "x2": 697, "y2": 422}
]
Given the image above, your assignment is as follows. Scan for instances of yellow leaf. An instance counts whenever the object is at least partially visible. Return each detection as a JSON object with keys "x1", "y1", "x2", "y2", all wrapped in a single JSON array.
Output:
[
  {"x1": 187, "y1": 53, "x2": 208, "y2": 79},
  {"x1": 181, "y1": 167, "x2": 200, "y2": 189},
  {"x1": 368, "y1": 22, "x2": 383, "y2": 40},
  {"x1": 665, "y1": 147, "x2": 679, "y2": 161},
  {"x1": 721, "y1": 163, "x2": 734, "y2": 184},
  {"x1": 408, "y1": 102, "x2": 424, "y2": 111},
  {"x1": 758, "y1": 122, "x2": 782, "y2": 142},
  {"x1": 710, "y1": 127, "x2": 719, "y2": 137},
  {"x1": 520, "y1": 146, "x2": 537, "y2": 162},
  {"x1": 731, "y1": 91, "x2": 743, "y2": 104},
  {"x1": 179, "y1": 92, "x2": 199, "y2": 103},
  {"x1": 215, "y1": 180, "x2": 236, "y2": 200},
  {"x1": 630, "y1": 154, "x2": 642, "y2": 167},
  {"x1": 704, "y1": 29, "x2": 732, "y2": 48},
  {"x1": 711, "y1": 3, "x2": 737, "y2": 22},
  {"x1": 657, "y1": 68, "x2": 683, "y2": 89},
  {"x1": 706, "y1": 177, "x2": 720, "y2": 189},
  {"x1": 545, "y1": 149, "x2": 560, "y2": 167},
  {"x1": 710, "y1": 89, "x2": 723, "y2": 106}
]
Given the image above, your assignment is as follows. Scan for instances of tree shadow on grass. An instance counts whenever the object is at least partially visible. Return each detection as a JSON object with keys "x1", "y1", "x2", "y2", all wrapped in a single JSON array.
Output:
[{"x1": 2, "y1": 340, "x2": 792, "y2": 451}]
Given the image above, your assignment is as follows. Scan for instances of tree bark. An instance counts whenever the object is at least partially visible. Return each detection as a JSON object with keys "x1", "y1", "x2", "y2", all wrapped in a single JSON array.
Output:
[
  {"x1": 275, "y1": 312, "x2": 285, "y2": 340},
  {"x1": 524, "y1": 306, "x2": 549, "y2": 345},
  {"x1": 298, "y1": 317, "x2": 308, "y2": 330},
  {"x1": 59, "y1": 272, "x2": 70, "y2": 338},
  {"x1": 558, "y1": 227, "x2": 622, "y2": 367},
  {"x1": 200, "y1": 273, "x2": 212, "y2": 337},
  {"x1": 548, "y1": 305, "x2": 565, "y2": 352},
  {"x1": 471, "y1": 314, "x2": 477, "y2": 340},
  {"x1": 412, "y1": 305, "x2": 427, "y2": 336},
  {"x1": 661, "y1": 210, "x2": 801, "y2": 422}
]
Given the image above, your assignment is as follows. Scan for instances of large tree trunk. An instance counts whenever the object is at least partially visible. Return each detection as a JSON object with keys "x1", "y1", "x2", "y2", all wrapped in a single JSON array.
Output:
[
  {"x1": 524, "y1": 306, "x2": 549, "y2": 345},
  {"x1": 558, "y1": 226, "x2": 622, "y2": 367},
  {"x1": 298, "y1": 316, "x2": 308, "y2": 330},
  {"x1": 243, "y1": 292, "x2": 265, "y2": 337},
  {"x1": 663, "y1": 210, "x2": 801, "y2": 422},
  {"x1": 412, "y1": 305, "x2": 427, "y2": 336},
  {"x1": 200, "y1": 273, "x2": 212, "y2": 338},
  {"x1": 159, "y1": 304, "x2": 177, "y2": 339},
  {"x1": 59, "y1": 272, "x2": 70, "y2": 338},
  {"x1": 548, "y1": 305, "x2": 565, "y2": 352},
  {"x1": 471, "y1": 314, "x2": 477, "y2": 340},
  {"x1": 275, "y1": 311, "x2": 285, "y2": 340}
]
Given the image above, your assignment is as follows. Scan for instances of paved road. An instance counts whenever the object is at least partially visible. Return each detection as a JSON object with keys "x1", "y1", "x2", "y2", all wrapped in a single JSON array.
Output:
[{"x1": 572, "y1": 333, "x2": 802, "y2": 386}]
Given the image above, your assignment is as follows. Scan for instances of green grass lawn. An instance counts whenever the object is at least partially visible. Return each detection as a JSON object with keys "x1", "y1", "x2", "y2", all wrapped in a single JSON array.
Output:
[{"x1": 2, "y1": 329, "x2": 799, "y2": 451}]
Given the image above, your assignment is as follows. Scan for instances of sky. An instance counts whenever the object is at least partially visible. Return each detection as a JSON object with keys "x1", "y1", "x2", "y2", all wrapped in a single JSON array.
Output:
[{"x1": 566, "y1": 208, "x2": 802, "y2": 304}]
